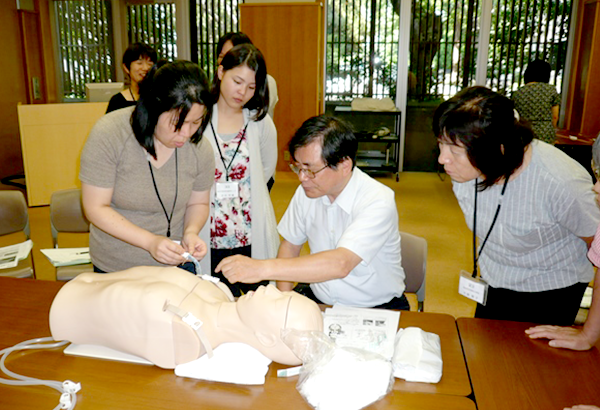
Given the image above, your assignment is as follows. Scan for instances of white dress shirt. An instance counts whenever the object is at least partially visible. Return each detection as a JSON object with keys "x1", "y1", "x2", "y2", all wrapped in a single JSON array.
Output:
[{"x1": 278, "y1": 167, "x2": 405, "y2": 307}]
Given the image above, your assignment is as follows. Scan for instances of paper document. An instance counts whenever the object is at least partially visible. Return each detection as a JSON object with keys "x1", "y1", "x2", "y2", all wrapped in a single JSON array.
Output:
[
  {"x1": 323, "y1": 305, "x2": 400, "y2": 359},
  {"x1": 41, "y1": 247, "x2": 91, "y2": 267},
  {"x1": 0, "y1": 240, "x2": 33, "y2": 270}
]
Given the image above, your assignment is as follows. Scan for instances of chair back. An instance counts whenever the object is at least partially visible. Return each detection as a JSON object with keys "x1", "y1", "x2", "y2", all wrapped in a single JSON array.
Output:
[
  {"x1": 0, "y1": 190, "x2": 29, "y2": 236},
  {"x1": 0, "y1": 190, "x2": 34, "y2": 278},
  {"x1": 49, "y1": 188, "x2": 92, "y2": 281},
  {"x1": 400, "y1": 231, "x2": 427, "y2": 311},
  {"x1": 50, "y1": 188, "x2": 90, "y2": 247}
]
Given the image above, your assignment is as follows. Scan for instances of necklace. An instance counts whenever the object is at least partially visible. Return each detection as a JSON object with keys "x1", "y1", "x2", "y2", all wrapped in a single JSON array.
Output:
[
  {"x1": 148, "y1": 149, "x2": 178, "y2": 237},
  {"x1": 210, "y1": 122, "x2": 249, "y2": 181},
  {"x1": 471, "y1": 177, "x2": 509, "y2": 277},
  {"x1": 129, "y1": 88, "x2": 137, "y2": 102}
]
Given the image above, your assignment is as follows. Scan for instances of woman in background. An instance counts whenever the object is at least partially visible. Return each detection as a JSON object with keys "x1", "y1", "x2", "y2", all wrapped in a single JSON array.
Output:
[
  {"x1": 216, "y1": 32, "x2": 279, "y2": 191},
  {"x1": 81, "y1": 61, "x2": 215, "y2": 273},
  {"x1": 201, "y1": 43, "x2": 279, "y2": 296},
  {"x1": 106, "y1": 42, "x2": 157, "y2": 113},
  {"x1": 216, "y1": 32, "x2": 279, "y2": 120},
  {"x1": 512, "y1": 59, "x2": 560, "y2": 144}
]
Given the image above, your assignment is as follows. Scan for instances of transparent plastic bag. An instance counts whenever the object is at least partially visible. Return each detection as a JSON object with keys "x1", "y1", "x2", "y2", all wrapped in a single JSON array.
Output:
[{"x1": 282, "y1": 330, "x2": 393, "y2": 410}]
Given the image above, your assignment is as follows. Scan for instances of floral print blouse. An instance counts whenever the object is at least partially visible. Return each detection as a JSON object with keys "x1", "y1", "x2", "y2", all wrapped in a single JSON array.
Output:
[{"x1": 210, "y1": 127, "x2": 252, "y2": 249}]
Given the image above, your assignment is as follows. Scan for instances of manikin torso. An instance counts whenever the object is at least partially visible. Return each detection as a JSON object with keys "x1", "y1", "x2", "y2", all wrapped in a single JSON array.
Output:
[{"x1": 49, "y1": 267, "x2": 323, "y2": 368}]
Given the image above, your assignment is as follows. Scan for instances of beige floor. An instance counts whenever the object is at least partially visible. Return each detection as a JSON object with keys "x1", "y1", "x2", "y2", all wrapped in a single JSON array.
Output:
[{"x1": 8, "y1": 171, "x2": 477, "y2": 319}]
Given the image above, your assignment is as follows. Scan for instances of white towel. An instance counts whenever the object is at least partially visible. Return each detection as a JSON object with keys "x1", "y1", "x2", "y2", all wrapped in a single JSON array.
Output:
[
  {"x1": 299, "y1": 348, "x2": 393, "y2": 410},
  {"x1": 174, "y1": 343, "x2": 272, "y2": 385},
  {"x1": 392, "y1": 327, "x2": 443, "y2": 383}
]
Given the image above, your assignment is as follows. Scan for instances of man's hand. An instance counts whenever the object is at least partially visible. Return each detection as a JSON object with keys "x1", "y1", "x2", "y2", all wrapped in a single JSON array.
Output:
[
  {"x1": 525, "y1": 325, "x2": 595, "y2": 351},
  {"x1": 215, "y1": 255, "x2": 265, "y2": 284}
]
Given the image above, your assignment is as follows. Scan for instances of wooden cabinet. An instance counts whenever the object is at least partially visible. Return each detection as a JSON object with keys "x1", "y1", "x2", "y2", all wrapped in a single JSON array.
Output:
[
  {"x1": 563, "y1": 0, "x2": 600, "y2": 138},
  {"x1": 240, "y1": 2, "x2": 325, "y2": 172}
]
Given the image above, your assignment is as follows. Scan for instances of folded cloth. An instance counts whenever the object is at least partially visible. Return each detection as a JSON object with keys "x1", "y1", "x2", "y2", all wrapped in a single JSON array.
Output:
[
  {"x1": 299, "y1": 347, "x2": 393, "y2": 410},
  {"x1": 392, "y1": 327, "x2": 442, "y2": 383},
  {"x1": 174, "y1": 342, "x2": 272, "y2": 385}
]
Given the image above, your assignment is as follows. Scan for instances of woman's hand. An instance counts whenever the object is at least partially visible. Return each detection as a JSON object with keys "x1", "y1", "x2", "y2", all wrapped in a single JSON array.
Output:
[
  {"x1": 525, "y1": 325, "x2": 595, "y2": 351},
  {"x1": 148, "y1": 235, "x2": 187, "y2": 265},
  {"x1": 182, "y1": 233, "x2": 208, "y2": 260}
]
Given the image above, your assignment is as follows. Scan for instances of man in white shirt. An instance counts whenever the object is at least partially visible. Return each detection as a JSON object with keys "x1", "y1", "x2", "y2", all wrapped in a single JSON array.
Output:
[{"x1": 216, "y1": 115, "x2": 407, "y2": 309}]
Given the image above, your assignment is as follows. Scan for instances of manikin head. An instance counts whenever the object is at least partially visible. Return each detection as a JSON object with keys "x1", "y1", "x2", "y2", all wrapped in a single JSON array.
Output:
[
  {"x1": 232, "y1": 285, "x2": 324, "y2": 364},
  {"x1": 49, "y1": 267, "x2": 323, "y2": 368}
]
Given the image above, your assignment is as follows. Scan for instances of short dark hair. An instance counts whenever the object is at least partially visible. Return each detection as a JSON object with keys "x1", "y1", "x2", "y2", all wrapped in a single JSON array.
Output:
[
  {"x1": 212, "y1": 44, "x2": 269, "y2": 121},
  {"x1": 289, "y1": 115, "x2": 358, "y2": 169},
  {"x1": 433, "y1": 86, "x2": 534, "y2": 190},
  {"x1": 122, "y1": 42, "x2": 158, "y2": 70},
  {"x1": 216, "y1": 32, "x2": 253, "y2": 58},
  {"x1": 524, "y1": 59, "x2": 551, "y2": 84},
  {"x1": 132, "y1": 60, "x2": 213, "y2": 159}
]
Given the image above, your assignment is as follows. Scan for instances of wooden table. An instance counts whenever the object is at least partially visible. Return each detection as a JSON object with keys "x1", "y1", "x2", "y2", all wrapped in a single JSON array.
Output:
[
  {"x1": 458, "y1": 317, "x2": 600, "y2": 410},
  {"x1": 0, "y1": 278, "x2": 474, "y2": 409}
]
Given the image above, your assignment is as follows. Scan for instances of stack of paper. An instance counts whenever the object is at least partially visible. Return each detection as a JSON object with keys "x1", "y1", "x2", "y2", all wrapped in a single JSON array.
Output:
[
  {"x1": 41, "y1": 247, "x2": 91, "y2": 267},
  {"x1": 323, "y1": 305, "x2": 400, "y2": 359},
  {"x1": 0, "y1": 240, "x2": 33, "y2": 270}
]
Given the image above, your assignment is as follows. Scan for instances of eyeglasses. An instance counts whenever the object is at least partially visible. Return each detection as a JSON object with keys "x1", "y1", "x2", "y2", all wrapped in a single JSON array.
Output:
[
  {"x1": 592, "y1": 159, "x2": 600, "y2": 182},
  {"x1": 289, "y1": 163, "x2": 328, "y2": 179}
]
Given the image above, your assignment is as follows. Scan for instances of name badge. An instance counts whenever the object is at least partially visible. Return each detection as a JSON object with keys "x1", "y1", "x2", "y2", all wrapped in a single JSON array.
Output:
[
  {"x1": 458, "y1": 270, "x2": 488, "y2": 305},
  {"x1": 216, "y1": 181, "x2": 239, "y2": 199}
]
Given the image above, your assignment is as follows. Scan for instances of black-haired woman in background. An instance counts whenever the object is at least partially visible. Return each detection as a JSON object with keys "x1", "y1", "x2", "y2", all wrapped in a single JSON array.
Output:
[
  {"x1": 81, "y1": 61, "x2": 215, "y2": 273},
  {"x1": 512, "y1": 59, "x2": 560, "y2": 144},
  {"x1": 106, "y1": 42, "x2": 158, "y2": 113}
]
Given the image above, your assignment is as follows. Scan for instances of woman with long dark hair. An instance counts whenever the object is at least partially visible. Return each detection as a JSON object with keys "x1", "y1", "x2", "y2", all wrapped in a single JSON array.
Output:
[{"x1": 201, "y1": 43, "x2": 279, "y2": 296}]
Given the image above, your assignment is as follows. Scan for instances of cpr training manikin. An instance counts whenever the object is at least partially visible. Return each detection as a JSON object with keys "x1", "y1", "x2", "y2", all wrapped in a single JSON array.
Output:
[{"x1": 49, "y1": 266, "x2": 324, "y2": 368}]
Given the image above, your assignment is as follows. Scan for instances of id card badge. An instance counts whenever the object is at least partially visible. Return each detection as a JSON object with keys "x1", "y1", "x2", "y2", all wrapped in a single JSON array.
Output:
[
  {"x1": 458, "y1": 270, "x2": 489, "y2": 305},
  {"x1": 216, "y1": 181, "x2": 239, "y2": 199}
]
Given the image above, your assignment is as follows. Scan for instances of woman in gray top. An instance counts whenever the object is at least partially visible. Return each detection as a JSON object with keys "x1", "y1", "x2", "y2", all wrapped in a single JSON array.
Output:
[
  {"x1": 80, "y1": 61, "x2": 215, "y2": 273},
  {"x1": 435, "y1": 86, "x2": 599, "y2": 325}
]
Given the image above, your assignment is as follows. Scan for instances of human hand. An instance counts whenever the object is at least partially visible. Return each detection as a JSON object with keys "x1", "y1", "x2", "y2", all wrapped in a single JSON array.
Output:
[
  {"x1": 181, "y1": 233, "x2": 208, "y2": 260},
  {"x1": 525, "y1": 325, "x2": 595, "y2": 351},
  {"x1": 215, "y1": 255, "x2": 265, "y2": 283},
  {"x1": 564, "y1": 405, "x2": 600, "y2": 410},
  {"x1": 148, "y1": 236, "x2": 187, "y2": 265}
]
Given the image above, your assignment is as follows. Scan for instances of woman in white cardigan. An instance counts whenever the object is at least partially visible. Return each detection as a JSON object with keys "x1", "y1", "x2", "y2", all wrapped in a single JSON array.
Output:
[{"x1": 200, "y1": 43, "x2": 279, "y2": 296}]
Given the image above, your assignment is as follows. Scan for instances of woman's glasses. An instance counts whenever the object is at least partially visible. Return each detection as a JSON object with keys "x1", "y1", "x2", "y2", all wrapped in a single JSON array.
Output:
[{"x1": 289, "y1": 163, "x2": 328, "y2": 179}]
